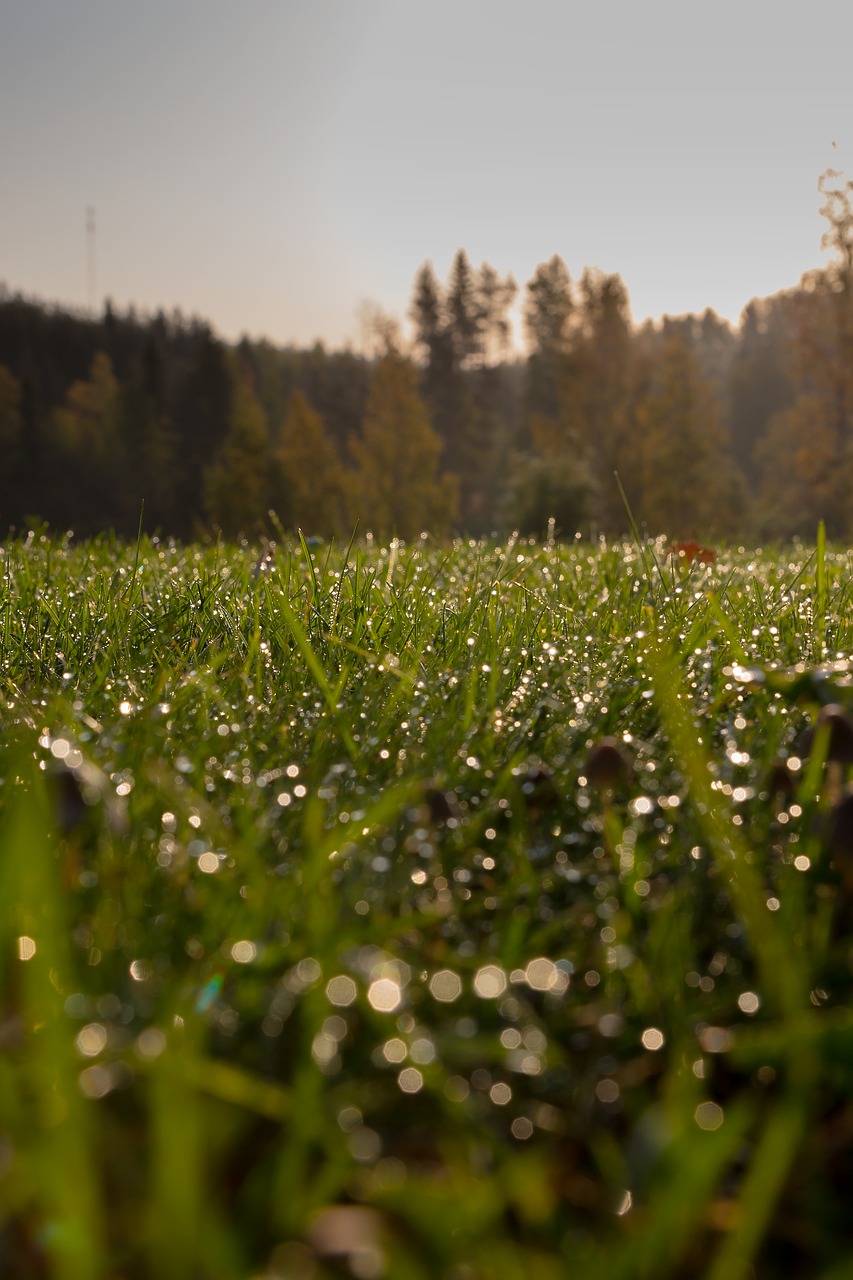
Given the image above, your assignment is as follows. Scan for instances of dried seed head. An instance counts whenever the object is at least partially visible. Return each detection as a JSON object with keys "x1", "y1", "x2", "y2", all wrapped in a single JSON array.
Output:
[
  {"x1": 669, "y1": 541, "x2": 717, "y2": 565},
  {"x1": 803, "y1": 704, "x2": 853, "y2": 765},
  {"x1": 827, "y1": 789, "x2": 853, "y2": 865},
  {"x1": 764, "y1": 758, "x2": 797, "y2": 803},
  {"x1": 519, "y1": 762, "x2": 559, "y2": 810},
  {"x1": 49, "y1": 764, "x2": 90, "y2": 833},
  {"x1": 585, "y1": 737, "x2": 630, "y2": 790},
  {"x1": 423, "y1": 785, "x2": 460, "y2": 825}
]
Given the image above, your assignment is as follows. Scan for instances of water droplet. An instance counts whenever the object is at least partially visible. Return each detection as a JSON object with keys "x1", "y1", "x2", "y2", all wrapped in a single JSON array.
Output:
[
  {"x1": 398, "y1": 1067, "x2": 423, "y2": 1094},
  {"x1": 473, "y1": 964, "x2": 507, "y2": 998},
  {"x1": 695, "y1": 1101, "x2": 724, "y2": 1131},
  {"x1": 368, "y1": 979, "x2": 402, "y2": 1013},
  {"x1": 428, "y1": 970, "x2": 462, "y2": 1002}
]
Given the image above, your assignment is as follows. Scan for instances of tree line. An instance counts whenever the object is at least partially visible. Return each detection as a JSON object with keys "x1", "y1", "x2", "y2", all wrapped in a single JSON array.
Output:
[{"x1": 1, "y1": 170, "x2": 851, "y2": 544}]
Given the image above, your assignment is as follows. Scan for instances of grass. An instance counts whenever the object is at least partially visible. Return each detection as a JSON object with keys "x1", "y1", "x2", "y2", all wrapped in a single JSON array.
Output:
[{"x1": 2, "y1": 527, "x2": 853, "y2": 1277}]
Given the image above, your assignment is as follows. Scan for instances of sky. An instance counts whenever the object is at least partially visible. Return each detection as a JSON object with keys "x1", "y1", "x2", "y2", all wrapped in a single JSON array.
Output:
[{"x1": 2, "y1": 1, "x2": 852, "y2": 352}]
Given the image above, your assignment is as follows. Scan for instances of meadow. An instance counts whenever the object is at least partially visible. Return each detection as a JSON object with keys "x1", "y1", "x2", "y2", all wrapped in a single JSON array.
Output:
[{"x1": 3, "y1": 526, "x2": 853, "y2": 1279}]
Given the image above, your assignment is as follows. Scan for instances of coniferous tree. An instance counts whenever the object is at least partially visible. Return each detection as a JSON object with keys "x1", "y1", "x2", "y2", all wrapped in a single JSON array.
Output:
[
  {"x1": 348, "y1": 352, "x2": 458, "y2": 540},
  {"x1": 464, "y1": 264, "x2": 518, "y2": 532},
  {"x1": 48, "y1": 352, "x2": 125, "y2": 532},
  {"x1": 754, "y1": 393, "x2": 838, "y2": 539},
  {"x1": 410, "y1": 262, "x2": 444, "y2": 364},
  {"x1": 276, "y1": 391, "x2": 345, "y2": 535},
  {"x1": 636, "y1": 332, "x2": 743, "y2": 538},
  {"x1": 510, "y1": 257, "x2": 597, "y2": 534},
  {"x1": 522, "y1": 255, "x2": 575, "y2": 439},
  {"x1": 727, "y1": 298, "x2": 795, "y2": 488},
  {"x1": 476, "y1": 263, "x2": 517, "y2": 368},
  {"x1": 524, "y1": 255, "x2": 574, "y2": 353},
  {"x1": 203, "y1": 375, "x2": 272, "y2": 538},
  {"x1": 409, "y1": 254, "x2": 497, "y2": 528},
  {"x1": 0, "y1": 365, "x2": 24, "y2": 529},
  {"x1": 575, "y1": 269, "x2": 637, "y2": 529},
  {"x1": 173, "y1": 329, "x2": 233, "y2": 534},
  {"x1": 446, "y1": 250, "x2": 480, "y2": 369}
]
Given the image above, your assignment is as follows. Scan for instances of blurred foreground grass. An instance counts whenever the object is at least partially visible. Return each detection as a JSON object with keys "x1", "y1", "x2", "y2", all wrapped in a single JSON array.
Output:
[{"x1": 3, "y1": 529, "x2": 853, "y2": 1278}]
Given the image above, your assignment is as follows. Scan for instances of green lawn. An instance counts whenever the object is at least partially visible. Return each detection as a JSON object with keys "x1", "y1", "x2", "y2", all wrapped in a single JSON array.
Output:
[{"x1": 2, "y1": 528, "x2": 853, "y2": 1279}]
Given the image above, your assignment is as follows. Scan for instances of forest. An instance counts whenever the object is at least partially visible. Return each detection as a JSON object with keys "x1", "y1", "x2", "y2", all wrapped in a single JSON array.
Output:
[{"x1": 1, "y1": 170, "x2": 851, "y2": 545}]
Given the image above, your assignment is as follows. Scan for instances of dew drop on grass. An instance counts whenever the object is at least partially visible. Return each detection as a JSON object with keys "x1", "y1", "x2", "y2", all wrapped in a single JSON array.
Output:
[
  {"x1": 596, "y1": 1079, "x2": 620, "y2": 1104},
  {"x1": 525, "y1": 957, "x2": 557, "y2": 991},
  {"x1": 381, "y1": 1038, "x2": 406, "y2": 1064},
  {"x1": 429, "y1": 970, "x2": 462, "y2": 1002},
  {"x1": 76, "y1": 1023, "x2": 107, "y2": 1057},
  {"x1": 79, "y1": 1065, "x2": 115, "y2": 1099},
  {"x1": 695, "y1": 1101, "x2": 724, "y2": 1131},
  {"x1": 135, "y1": 1028, "x2": 167, "y2": 1060},
  {"x1": 195, "y1": 975, "x2": 223, "y2": 1014},
  {"x1": 641, "y1": 1028, "x2": 665, "y2": 1051},
  {"x1": 410, "y1": 1037, "x2": 436, "y2": 1065},
  {"x1": 311, "y1": 1032, "x2": 338, "y2": 1067},
  {"x1": 699, "y1": 1026, "x2": 733, "y2": 1053},
  {"x1": 474, "y1": 964, "x2": 507, "y2": 998},
  {"x1": 598, "y1": 1013, "x2": 624, "y2": 1037},
  {"x1": 326, "y1": 975, "x2": 357, "y2": 1006},
  {"x1": 398, "y1": 1066, "x2": 423, "y2": 1093},
  {"x1": 17, "y1": 936, "x2": 36, "y2": 961},
  {"x1": 615, "y1": 1190, "x2": 633, "y2": 1216},
  {"x1": 445, "y1": 1075, "x2": 469, "y2": 1102},
  {"x1": 348, "y1": 1128, "x2": 382, "y2": 1161},
  {"x1": 337, "y1": 1106, "x2": 362, "y2": 1132},
  {"x1": 368, "y1": 978, "x2": 402, "y2": 1013},
  {"x1": 230, "y1": 940, "x2": 257, "y2": 964}
]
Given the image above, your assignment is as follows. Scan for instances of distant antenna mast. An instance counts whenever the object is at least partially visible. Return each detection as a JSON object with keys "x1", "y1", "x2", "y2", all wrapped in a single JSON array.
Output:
[{"x1": 86, "y1": 205, "x2": 96, "y2": 312}]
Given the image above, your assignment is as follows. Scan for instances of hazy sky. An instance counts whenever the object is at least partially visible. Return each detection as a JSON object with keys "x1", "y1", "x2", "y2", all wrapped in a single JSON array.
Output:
[{"x1": 2, "y1": 1, "x2": 851, "y2": 350}]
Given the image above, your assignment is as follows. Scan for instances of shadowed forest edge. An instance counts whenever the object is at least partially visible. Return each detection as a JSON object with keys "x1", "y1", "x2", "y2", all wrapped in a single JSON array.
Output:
[{"x1": 1, "y1": 170, "x2": 852, "y2": 545}]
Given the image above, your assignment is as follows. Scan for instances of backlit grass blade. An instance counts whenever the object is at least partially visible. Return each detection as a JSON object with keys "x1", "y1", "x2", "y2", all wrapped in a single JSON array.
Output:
[
  {"x1": 275, "y1": 581, "x2": 359, "y2": 762},
  {"x1": 0, "y1": 755, "x2": 104, "y2": 1280},
  {"x1": 643, "y1": 628, "x2": 807, "y2": 1019},
  {"x1": 815, "y1": 517, "x2": 827, "y2": 660},
  {"x1": 704, "y1": 1091, "x2": 811, "y2": 1280}
]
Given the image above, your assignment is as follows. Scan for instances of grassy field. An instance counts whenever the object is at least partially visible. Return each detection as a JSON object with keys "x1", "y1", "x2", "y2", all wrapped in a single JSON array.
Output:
[{"x1": 3, "y1": 527, "x2": 853, "y2": 1279}]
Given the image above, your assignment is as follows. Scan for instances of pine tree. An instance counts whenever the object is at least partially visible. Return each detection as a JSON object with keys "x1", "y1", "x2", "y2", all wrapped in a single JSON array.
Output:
[
  {"x1": 408, "y1": 254, "x2": 485, "y2": 527},
  {"x1": 203, "y1": 376, "x2": 272, "y2": 538},
  {"x1": 754, "y1": 394, "x2": 839, "y2": 539},
  {"x1": 727, "y1": 299, "x2": 795, "y2": 488},
  {"x1": 276, "y1": 391, "x2": 345, "y2": 535},
  {"x1": 476, "y1": 263, "x2": 517, "y2": 367},
  {"x1": 173, "y1": 329, "x2": 233, "y2": 535},
  {"x1": 410, "y1": 262, "x2": 444, "y2": 365},
  {"x1": 575, "y1": 269, "x2": 637, "y2": 530},
  {"x1": 522, "y1": 256, "x2": 576, "y2": 445},
  {"x1": 524, "y1": 256, "x2": 574, "y2": 360},
  {"x1": 49, "y1": 352, "x2": 125, "y2": 531},
  {"x1": 446, "y1": 250, "x2": 480, "y2": 369},
  {"x1": 348, "y1": 352, "x2": 458, "y2": 539},
  {"x1": 0, "y1": 365, "x2": 23, "y2": 527},
  {"x1": 637, "y1": 332, "x2": 743, "y2": 538}
]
